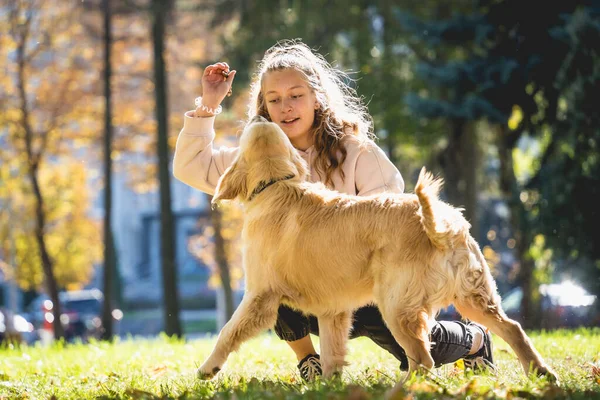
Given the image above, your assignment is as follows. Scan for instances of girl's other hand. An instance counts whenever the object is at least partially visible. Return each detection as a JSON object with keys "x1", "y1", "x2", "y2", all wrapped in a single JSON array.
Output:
[{"x1": 200, "y1": 62, "x2": 237, "y2": 109}]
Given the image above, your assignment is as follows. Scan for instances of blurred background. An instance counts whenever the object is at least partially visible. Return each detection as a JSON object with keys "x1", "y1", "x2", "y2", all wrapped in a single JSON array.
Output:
[{"x1": 0, "y1": 0, "x2": 598, "y2": 345}]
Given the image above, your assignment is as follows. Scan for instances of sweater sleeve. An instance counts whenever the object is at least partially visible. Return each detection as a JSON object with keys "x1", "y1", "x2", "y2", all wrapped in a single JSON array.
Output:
[
  {"x1": 172, "y1": 111, "x2": 240, "y2": 195},
  {"x1": 354, "y1": 141, "x2": 405, "y2": 196}
]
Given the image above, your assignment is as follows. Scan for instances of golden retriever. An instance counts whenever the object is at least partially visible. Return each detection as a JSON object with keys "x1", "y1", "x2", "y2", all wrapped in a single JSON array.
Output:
[{"x1": 197, "y1": 115, "x2": 558, "y2": 387}]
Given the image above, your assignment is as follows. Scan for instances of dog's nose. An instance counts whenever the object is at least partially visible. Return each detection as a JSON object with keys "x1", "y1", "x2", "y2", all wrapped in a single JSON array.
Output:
[{"x1": 251, "y1": 115, "x2": 268, "y2": 123}]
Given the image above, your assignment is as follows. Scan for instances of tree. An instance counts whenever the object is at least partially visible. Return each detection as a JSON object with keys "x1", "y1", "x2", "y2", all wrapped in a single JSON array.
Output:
[
  {"x1": 398, "y1": 2, "x2": 515, "y2": 240},
  {"x1": 397, "y1": 0, "x2": 589, "y2": 327},
  {"x1": 0, "y1": 161, "x2": 101, "y2": 292},
  {"x1": 13, "y1": 1, "x2": 63, "y2": 338},
  {"x1": 529, "y1": 7, "x2": 600, "y2": 298},
  {"x1": 151, "y1": 0, "x2": 181, "y2": 337},
  {"x1": 189, "y1": 196, "x2": 245, "y2": 325},
  {"x1": 79, "y1": 0, "x2": 225, "y2": 328},
  {"x1": 100, "y1": 0, "x2": 117, "y2": 341},
  {"x1": 0, "y1": 0, "x2": 103, "y2": 338},
  {"x1": 207, "y1": 195, "x2": 235, "y2": 324}
]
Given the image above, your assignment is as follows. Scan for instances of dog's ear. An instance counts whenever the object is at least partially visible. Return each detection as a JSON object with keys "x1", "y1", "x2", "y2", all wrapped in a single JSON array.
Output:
[{"x1": 213, "y1": 162, "x2": 248, "y2": 203}]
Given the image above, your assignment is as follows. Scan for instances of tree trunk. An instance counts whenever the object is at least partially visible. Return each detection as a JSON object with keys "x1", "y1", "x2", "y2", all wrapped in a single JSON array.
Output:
[
  {"x1": 496, "y1": 126, "x2": 538, "y2": 329},
  {"x1": 151, "y1": 0, "x2": 181, "y2": 337},
  {"x1": 438, "y1": 120, "x2": 479, "y2": 239},
  {"x1": 30, "y1": 170, "x2": 64, "y2": 339},
  {"x1": 101, "y1": 0, "x2": 115, "y2": 342},
  {"x1": 208, "y1": 195, "x2": 234, "y2": 324},
  {"x1": 111, "y1": 236, "x2": 123, "y2": 308},
  {"x1": 16, "y1": 30, "x2": 64, "y2": 340}
]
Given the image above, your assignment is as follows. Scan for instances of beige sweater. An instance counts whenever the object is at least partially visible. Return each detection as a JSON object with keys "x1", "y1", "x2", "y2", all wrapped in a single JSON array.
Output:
[{"x1": 173, "y1": 112, "x2": 405, "y2": 197}]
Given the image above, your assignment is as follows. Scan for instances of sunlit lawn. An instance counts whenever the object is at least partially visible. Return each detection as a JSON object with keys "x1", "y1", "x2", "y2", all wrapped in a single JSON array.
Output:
[{"x1": 0, "y1": 328, "x2": 599, "y2": 399}]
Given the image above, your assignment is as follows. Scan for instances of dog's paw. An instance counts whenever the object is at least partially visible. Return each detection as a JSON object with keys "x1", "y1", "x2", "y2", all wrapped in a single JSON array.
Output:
[
  {"x1": 322, "y1": 370, "x2": 342, "y2": 381},
  {"x1": 197, "y1": 366, "x2": 221, "y2": 380},
  {"x1": 533, "y1": 364, "x2": 560, "y2": 385},
  {"x1": 322, "y1": 364, "x2": 344, "y2": 381}
]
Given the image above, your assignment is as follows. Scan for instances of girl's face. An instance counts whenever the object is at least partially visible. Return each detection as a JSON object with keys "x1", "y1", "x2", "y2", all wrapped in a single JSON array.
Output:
[{"x1": 262, "y1": 69, "x2": 319, "y2": 150}]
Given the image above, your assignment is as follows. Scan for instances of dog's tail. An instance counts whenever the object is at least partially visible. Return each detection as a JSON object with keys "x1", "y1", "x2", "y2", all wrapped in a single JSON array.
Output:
[{"x1": 415, "y1": 167, "x2": 448, "y2": 250}]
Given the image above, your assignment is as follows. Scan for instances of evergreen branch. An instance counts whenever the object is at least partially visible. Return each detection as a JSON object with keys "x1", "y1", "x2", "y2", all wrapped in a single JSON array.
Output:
[{"x1": 524, "y1": 137, "x2": 557, "y2": 190}]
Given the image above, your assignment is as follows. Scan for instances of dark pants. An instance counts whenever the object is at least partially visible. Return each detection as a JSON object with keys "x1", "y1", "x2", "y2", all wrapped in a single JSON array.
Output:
[{"x1": 274, "y1": 304, "x2": 474, "y2": 371}]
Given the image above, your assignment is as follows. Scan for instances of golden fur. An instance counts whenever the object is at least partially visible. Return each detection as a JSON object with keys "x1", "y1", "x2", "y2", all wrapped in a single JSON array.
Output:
[{"x1": 197, "y1": 116, "x2": 558, "y2": 387}]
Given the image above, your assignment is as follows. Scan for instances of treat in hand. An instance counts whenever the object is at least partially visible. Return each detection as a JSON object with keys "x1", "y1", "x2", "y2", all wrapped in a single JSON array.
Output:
[
  {"x1": 222, "y1": 70, "x2": 232, "y2": 96},
  {"x1": 201, "y1": 62, "x2": 236, "y2": 104}
]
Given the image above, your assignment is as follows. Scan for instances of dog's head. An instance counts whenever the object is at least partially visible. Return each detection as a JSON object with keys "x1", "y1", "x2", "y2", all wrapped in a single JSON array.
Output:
[{"x1": 213, "y1": 115, "x2": 309, "y2": 204}]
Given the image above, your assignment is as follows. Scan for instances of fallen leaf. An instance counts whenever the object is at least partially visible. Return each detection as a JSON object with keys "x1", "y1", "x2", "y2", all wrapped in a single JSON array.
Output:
[
  {"x1": 446, "y1": 367, "x2": 462, "y2": 378},
  {"x1": 148, "y1": 364, "x2": 168, "y2": 378},
  {"x1": 587, "y1": 362, "x2": 600, "y2": 383}
]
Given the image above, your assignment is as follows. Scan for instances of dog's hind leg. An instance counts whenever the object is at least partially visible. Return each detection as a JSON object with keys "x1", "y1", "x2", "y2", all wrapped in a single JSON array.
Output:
[
  {"x1": 454, "y1": 298, "x2": 559, "y2": 383},
  {"x1": 317, "y1": 311, "x2": 351, "y2": 378},
  {"x1": 197, "y1": 291, "x2": 280, "y2": 379},
  {"x1": 375, "y1": 279, "x2": 435, "y2": 375},
  {"x1": 375, "y1": 272, "x2": 435, "y2": 375},
  {"x1": 382, "y1": 307, "x2": 434, "y2": 373},
  {"x1": 381, "y1": 304, "x2": 435, "y2": 399}
]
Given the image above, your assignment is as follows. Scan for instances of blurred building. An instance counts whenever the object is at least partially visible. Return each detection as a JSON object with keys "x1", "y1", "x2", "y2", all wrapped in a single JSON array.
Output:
[{"x1": 86, "y1": 155, "x2": 214, "y2": 310}]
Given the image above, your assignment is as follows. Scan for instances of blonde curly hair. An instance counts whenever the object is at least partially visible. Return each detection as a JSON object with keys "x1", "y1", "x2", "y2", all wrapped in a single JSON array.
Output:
[{"x1": 248, "y1": 39, "x2": 375, "y2": 186}]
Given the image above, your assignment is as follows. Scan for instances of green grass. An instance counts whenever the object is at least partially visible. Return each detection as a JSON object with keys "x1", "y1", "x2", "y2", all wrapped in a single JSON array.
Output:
[{"x1": 0, "y1": 328, "x2": 599, "y2": 399}]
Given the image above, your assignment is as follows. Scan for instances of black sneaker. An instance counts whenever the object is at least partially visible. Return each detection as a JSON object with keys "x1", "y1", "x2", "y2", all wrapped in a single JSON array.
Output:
[
  {"x1": 297, "y1": 353, "x2": 322, "y2": 382},
  {"x1": 464, "y1": 323, "x2": 497, "y2": 374}
]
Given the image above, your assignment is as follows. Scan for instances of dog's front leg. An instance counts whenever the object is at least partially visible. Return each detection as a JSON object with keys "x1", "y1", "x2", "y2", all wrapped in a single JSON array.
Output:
[
  {"x1": 317, "y1": 311, "x2": 351, "y2": 378},
  {"x1": 197, "y1": 291, "x2": 280, "y2": 379}
]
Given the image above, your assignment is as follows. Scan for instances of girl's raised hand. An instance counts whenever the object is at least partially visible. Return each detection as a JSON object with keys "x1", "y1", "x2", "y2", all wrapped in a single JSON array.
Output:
[{"x1": 200, "y1": 62, "x2": 237, "y2": 109}]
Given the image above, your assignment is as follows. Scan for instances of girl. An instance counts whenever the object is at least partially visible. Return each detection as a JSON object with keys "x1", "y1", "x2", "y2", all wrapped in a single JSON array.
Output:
[{"x1": 173, "y1": 40, "x2": 495, "y2": 381}]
